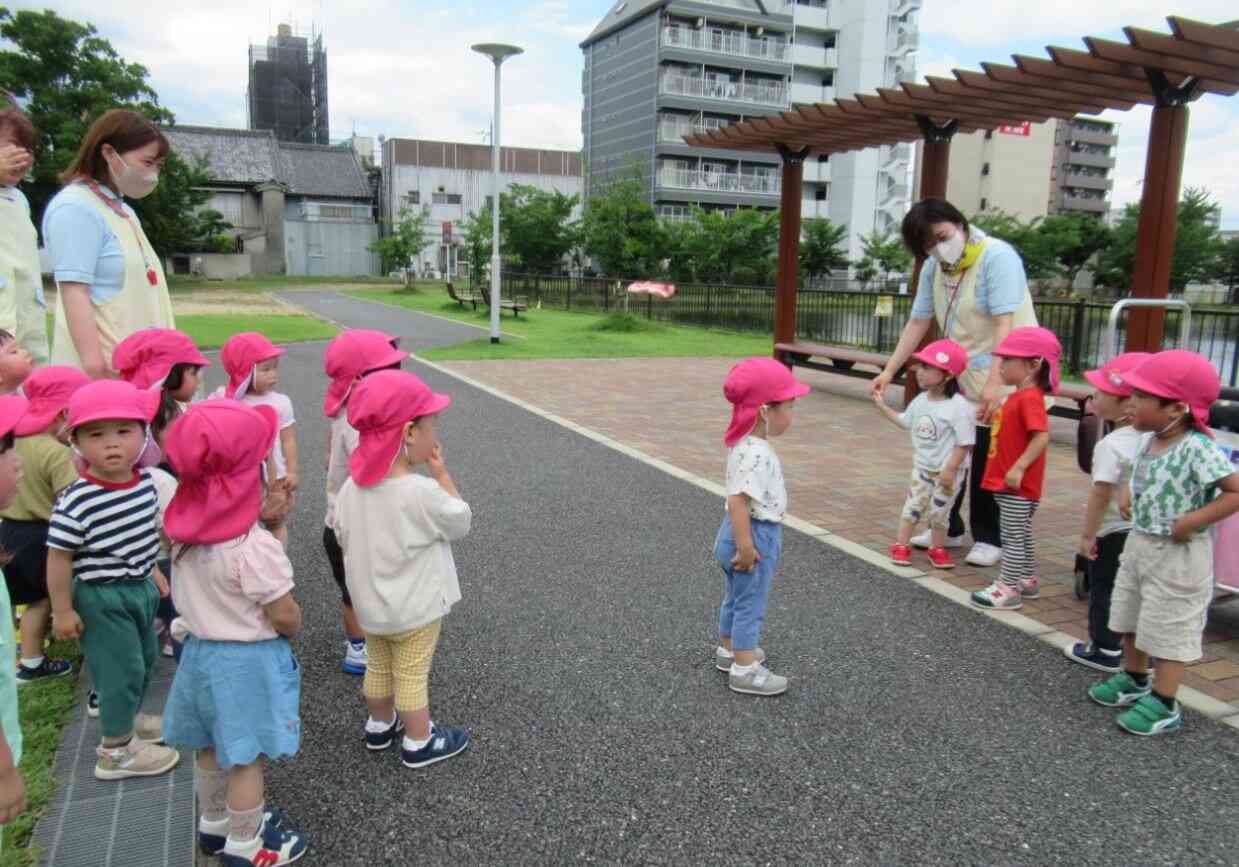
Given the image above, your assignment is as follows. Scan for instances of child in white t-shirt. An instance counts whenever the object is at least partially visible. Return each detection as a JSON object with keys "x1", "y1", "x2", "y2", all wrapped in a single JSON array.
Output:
[
  {"x1": 713, "y1": 358, "x2": 809, "y2": 698},
  {"x1": 874, "y1": 339, "x2": 974, "y2": 570}
]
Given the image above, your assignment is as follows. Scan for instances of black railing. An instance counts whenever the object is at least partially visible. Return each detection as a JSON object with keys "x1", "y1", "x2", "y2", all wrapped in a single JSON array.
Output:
[{"x1": 461, "y1": 274, "x2": 1239, "y2": 387}]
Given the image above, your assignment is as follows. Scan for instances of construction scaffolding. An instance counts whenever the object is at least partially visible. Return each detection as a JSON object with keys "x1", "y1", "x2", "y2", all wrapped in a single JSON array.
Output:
[{"x1": 247, "y1": 23, "x2": 330, "y2": 145}]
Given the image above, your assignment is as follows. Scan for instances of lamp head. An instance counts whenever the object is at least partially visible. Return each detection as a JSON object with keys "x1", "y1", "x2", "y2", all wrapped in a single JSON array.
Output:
[{"x1": 472, "y1": 43, "x2": 524, "y2": 64}]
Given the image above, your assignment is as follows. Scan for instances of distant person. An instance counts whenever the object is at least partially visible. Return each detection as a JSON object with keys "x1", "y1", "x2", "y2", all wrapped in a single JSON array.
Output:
[
  {"x1": 43, "y1": 109, "x2": 174, "y2": 377},
  {"x1": 0, "y1": 98, "x2": 49, "y2": 363}
]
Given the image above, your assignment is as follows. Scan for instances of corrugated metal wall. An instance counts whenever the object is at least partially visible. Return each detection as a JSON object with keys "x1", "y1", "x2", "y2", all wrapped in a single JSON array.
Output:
[{"x1": 284, "y1": 220, "x2": 379, "y2": 276}]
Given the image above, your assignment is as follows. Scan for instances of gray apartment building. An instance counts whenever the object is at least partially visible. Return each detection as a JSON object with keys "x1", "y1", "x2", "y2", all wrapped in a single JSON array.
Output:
[
  {"x1": 580, "y1": 0, "x2": 921, "y2": 260},
  {"x1": 1049, "y1": 118, "x2": 1119, "y2": 219}
]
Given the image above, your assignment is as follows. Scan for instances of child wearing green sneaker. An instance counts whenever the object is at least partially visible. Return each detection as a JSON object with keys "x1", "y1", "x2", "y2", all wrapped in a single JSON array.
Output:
[{"x1": 1087, "y1": 351, "x2": 1239, "y2": 736}]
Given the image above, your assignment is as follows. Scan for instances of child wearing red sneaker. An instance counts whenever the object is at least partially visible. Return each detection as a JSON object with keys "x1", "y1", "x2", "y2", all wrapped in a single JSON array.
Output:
[
  {"x1": 971, "y1": 326, "x2": 1060, "y2": 611},
  {"x1": 1087, "y1": 350, "x2": 1239, "y2": 736},
  {"x1": 873, "y1": 338, "x2": 974, "y2": 570}
]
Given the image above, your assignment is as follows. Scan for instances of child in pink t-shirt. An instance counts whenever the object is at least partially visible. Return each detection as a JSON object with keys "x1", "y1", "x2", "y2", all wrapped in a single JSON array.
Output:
[{"x1": 160, "y1": 399, "x2": 306, "y2": 865}]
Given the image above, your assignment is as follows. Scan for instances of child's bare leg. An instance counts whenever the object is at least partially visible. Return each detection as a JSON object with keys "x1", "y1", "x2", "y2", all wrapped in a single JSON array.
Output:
[
  {"x1": 930, "y1": 526, "x2": 947, "y2": 548},
  {"x1": 19, "y1": 599, "x2": 50, "y2": 660},
  {"x1": 1152, "y1": 660, "x2": 1184, "y2": 701},
  {"x1": 1122, "y1": 634, "x2": 1150, "y2": 673},
  {"x1": 719, "y1": 635, "x2": 732, "y2": 652},
  {"x1": 366, "y1": 695, "x2": 396, "y2": 725},
  {"x1": 896, "y1": 519, "x2": 916, "y2": 547},
  {"x1": 398, "y1": 707, "x2": 432, "y2": 741},
  {"x1": 733, "y1": 649, "x2": 755, "y2": 666}
]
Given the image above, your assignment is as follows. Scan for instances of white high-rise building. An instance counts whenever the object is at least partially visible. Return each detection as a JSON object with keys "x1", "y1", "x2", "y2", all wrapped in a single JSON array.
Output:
[{"x1": 581, "y1": 0, "x2": 921, "y2": 260}]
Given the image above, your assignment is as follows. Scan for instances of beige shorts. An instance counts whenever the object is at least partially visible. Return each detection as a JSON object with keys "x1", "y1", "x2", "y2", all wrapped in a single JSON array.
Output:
[
  {"x1": 1108, "y1": 531, "x2": 1214, "y2": 662},
  {"x1": 900, "y1": 466, "x2": 965, "y2": 530}
]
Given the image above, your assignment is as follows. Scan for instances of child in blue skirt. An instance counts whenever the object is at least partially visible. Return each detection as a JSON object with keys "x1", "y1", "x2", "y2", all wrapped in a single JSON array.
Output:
[{"x1": 160, "y1": 399, "x2": 307, "y2": 866}]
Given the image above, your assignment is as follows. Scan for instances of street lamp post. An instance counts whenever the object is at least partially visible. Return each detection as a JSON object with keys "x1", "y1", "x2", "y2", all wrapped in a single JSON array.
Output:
[{"x1": 471, "y1": 42, "x2": 524, "y2": 344}]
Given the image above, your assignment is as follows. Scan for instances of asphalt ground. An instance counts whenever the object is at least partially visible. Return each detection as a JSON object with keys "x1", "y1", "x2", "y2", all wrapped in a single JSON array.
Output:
[{"x1": 224, "y1": 292, "x2": 1239, "y2": 866}]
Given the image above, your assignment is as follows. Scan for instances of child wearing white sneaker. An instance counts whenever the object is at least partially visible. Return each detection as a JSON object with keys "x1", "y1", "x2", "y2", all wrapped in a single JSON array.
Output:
[
  {"x1": 873, "y1": 338, "x2": 974, "y2": 571},
  {"x1": 970, "y1": 327, "x2": 1060, "y2": 612},
  {"x1": 713, "y1": 357, "x2": 808, "y2": 696},
  {"x1": 333, "y1": 370, "x2": 472, "y2": 767},
  {"x1": 159, "y1": 399, "x2": 306, "y2": 865}
]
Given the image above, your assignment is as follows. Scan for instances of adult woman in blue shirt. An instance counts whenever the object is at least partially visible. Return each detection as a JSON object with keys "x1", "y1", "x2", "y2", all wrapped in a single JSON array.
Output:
[
  {"x1": 871, "y1": 199, "x2": 1039, "y2": 568},
  {"x1": 42, "y1": 109, "x2": 175, "y2": 378}
]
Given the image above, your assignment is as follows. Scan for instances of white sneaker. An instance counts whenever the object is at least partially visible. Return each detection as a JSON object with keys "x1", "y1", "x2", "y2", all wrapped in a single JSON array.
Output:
[
  {"x1": 342, "y1": 640, "x2": 367, "y2": 675},
  {"x1": 965, "y1": 543, "x2": 1003, "y2": 567},
  {"x1": 911, "y1": 529, "x2": 965, "y2": 550}
]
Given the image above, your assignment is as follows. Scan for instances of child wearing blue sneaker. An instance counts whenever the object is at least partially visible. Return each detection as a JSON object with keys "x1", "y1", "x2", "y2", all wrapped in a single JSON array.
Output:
[
  {"x1": 1087, "y1": 351, "x2": 1239, "y2": 736},
  {"x1": 160, "y1": 400, "x2": 306, "y2": 865}
]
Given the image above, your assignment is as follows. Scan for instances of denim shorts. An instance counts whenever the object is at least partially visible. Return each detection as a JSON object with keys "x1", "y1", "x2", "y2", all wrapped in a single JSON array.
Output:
[{"x1": 161, "y1": 636, "x2": 301, "y2": 768}]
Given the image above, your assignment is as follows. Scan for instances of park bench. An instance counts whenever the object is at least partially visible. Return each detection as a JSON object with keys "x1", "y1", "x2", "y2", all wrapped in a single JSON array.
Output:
[
  {"x1": 481, "y1": 292, "x2": 529, "y2": 318},
  {"x1": 445, "y1": 282, "x2": 482, "y2": 310}
]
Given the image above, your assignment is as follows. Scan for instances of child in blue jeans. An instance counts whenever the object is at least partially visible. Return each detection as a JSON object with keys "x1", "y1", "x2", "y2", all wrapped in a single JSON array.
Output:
[{"x1": 713, "y1": 357, "x2": 808, "y2": 697}]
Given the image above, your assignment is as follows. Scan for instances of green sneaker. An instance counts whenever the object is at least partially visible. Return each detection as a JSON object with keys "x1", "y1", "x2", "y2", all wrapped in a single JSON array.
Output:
[
  {"x1": 1087, "y1": 671, "x2": 1151, "y2": 707},
  {"x1": 1116, "y1": 695, "x2": 1183, "y2": 736}
]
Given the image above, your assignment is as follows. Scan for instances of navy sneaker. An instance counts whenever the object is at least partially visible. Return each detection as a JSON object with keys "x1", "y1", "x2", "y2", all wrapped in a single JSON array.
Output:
[
  {"x1": 364, "y1": 716, "x2": 405, "y2": 751},
  {"x1": 199, "y1": 808, "x2": 285, "y2": 856},
  {"x1": 86, "y1": 690, "x2": 99, "y2": 718},
  {"x1": 1064, "y1": 641, "x2": 1122, "y2": 673},
  {"x1": 218, "y1": 821, "x2": 305, "y2": 866},
  {"x1": 16, "y1": 658, "x2": 72, "y2": 686},
  {"x1": 401, "y1": 725, "x2": 470, "y2": 769}
]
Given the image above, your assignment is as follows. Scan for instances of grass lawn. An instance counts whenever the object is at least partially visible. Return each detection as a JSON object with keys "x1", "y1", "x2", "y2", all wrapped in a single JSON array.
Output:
[
  {"x1": 167, "y1": 275, "x2": 400, "y2": 295},
  {"x1": 1, "y1": 640, "x2": 82, "y2": 866},
  {"x1": 347, "y1": 287, "x2": 775, "y2": 361},
  {"x1": 175, "y1": 314, "x2": 337, "y2": 349}
]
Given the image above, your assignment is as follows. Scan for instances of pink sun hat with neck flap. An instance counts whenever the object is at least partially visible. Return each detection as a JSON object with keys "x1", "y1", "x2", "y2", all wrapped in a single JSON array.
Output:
[
  {"x1": 16, "y1": 366, "x2": 91, "y2": 437},
  {"x1": 66, "y1": 380, "x2": 160, "y2": 433},
  {"x1": 112, "y1": 328, "x2": 210, "y2": 391},
  {"x1": 163, "y1": 399, "x2": 280, "y2": 544},
  {"x1": 1083, "y1": 352, "x2": 1153, "y2": 398},
  {"x1": 0, "y1": 394, "x2": 29, "y2": 441},
  {"x1": 220, "y1": 332, "x2": 285, "y2": 399},
  {"x1": 347, "y1": 369, "x2": 451, "y2": 487},
  {"x1": 1120, "y1": 349, "x2": 1221, "y2": 438},
  {"x1": 910, "y1": 338, "x2": 968, "y2": 378},
  {"x1": 723, "y1": 357, "x2": 810, "y2": 447},
  {"x1": 993, "y1": 326, "x2": 1063, "y2": 395},
  {"x1": 323, "y1": 329, "x2": 408, "y2": 418}
]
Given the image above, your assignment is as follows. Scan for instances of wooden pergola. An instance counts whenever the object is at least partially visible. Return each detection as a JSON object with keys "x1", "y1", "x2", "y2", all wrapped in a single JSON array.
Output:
[{"x1": 683, "y1": 16, "x2": 1239, "y2": 359}]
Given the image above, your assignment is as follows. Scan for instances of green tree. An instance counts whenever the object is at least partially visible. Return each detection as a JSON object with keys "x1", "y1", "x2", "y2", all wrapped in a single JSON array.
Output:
[
  {"x1": 368, "y1": 207, "x2": 430, "y2": 285},
  {"x1": 971, "y1": 210, "x2": 1059, "y2": 282},
  {"x1": 1036, "y1": 213, "x2": 1112, "y2": 291},
  {"x1": 1218, "y1": 233, "x2": 1239, "y2": 304},
  {"x1": 580, "y1": 167, "x2": 664, "y2": 277},
  {"x1": 1094, "y1": 187, "x2": 1226, "y2": 292},
  {"x1": 854, "y1": 229, "x2": 911, "y2": 287},
  {"x1": 0, "y1": 7, "x2": 211, "y2": 257},
  {"x1": 460, "y1": 203, "x2": 493, "y2": 287},
  {"x1": 184, "y1": 208, "x2": 234, "y2": 254},
  {"x1": 687, "y1": 208, "x2": 779, "y2": 284},
  {"x1": 499, "y1": 183, "x2": 579, "y2": 274},
  {"x1": 799, "y1": 217, "x2": 849, "y2": 283}
]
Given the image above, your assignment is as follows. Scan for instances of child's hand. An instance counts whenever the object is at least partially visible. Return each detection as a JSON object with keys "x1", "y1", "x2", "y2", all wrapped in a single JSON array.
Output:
[
  {"x1": 1004, "y1": 467, "x2": 1024, "y2": 491},
  {"x1": 283, "y1": 473, "x2": 299, "y2": 492},
  {"x1": 428, "y1": 444, "x2": 447, "y2": 475},
  {"x1": 732, "y1": 544, "x2": 760, "y2": 572},
  {"x1": 0, "y1": 765, "x2": 26, "y2": 825},
  {"x1": 52, "y1": 609, "x2": 84, "y2": 641},
  {"x1": 1170, "y1": 515, "x2": 1198, "y2": 543},
  {"x1": 1078, "y1": 534, "x2": 1098, "y2": 561},
  {"x1": 0, "y1": 144, "x2": 32, "y2": 180},
  {"x1": 152, "y1": 567, "x2": 170, "y2": 598},
  {"x1": 1118, "y1": 489, "x2": 1133, "y2": 521},
  {"x1": 871, "y1": 389, "x2": 886, "y2": 408}
]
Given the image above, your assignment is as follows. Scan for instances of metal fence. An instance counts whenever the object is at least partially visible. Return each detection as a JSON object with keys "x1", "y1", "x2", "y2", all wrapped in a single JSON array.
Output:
[{"x1": 463, "y1": 274, "x2": 1239, "y2": 387}]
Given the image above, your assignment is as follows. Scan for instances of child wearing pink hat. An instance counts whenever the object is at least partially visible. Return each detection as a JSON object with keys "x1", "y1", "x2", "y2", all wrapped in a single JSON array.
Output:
[
  {"x1": 210, "y1": 332, "x2": 298, "y2": 545},
  {"x1": 1087, "y1": 350, "x2": 1239, "y2": 736},
  {"x1": 714, "y1": 357, "x2": 809, "y2": 696},
  {"x1": 972, "y1": 326, "x2": 1061, "y2": 611},
  {"x1": 1064, "y1": 352, "x2": 1150, "y2": 673},
  {"x1": 46, "y1": 380, "x2": 181, "y2": 780},
  {"x1": 0, "y1": 367, "x2": 89, "y2": 686},
  {"x1": 0, "y1": 394, "x2": 33, "y2": 841},
  {"x1": 873, "y1": 339, "x2": 975, "y2": 570},
  {"x1": 333, "y1": 370, "x2": 473, "y2": 768},
  {"x1": 321, "y1": 329, "x2": 407, "y2": 676},
  {"x1": 159, "y1": 400, "x2": 307, "y2": 865}
]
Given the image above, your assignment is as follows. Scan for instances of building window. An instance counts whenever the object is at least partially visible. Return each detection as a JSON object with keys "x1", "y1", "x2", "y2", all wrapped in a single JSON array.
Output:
[
  {"x1": 447, "y1": 193, "x2": 463, "y2": 205},
  {"x1": 984, "y1": 130, "x2": 993, "y2": 140},
  {"x1": 817, "y1": 154, "x2": 828, "y2": 163},
  {"x1": 814, "y1": 188, "x2": 827, "y2": 201},
  {"x1": 980, "y1": 197, "x2": 988, "y2": 211},
  {"x1": 981, "y1": 163, "x2": 990, "y2": 176},
  {"x1": 404, "y1": 191, "x2": 420, "y2": 205}
]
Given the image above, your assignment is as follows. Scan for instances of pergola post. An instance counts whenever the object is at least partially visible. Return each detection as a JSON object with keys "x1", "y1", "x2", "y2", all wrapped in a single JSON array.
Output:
[
  {"x1": 773, "y1": 145, "x2": 810, "y2": 356},
  {"x1": 904, "y1": 116, "x2": 959, "y2": 405},
  {"x1": 1125, "y1": 72, "x2": 1195, "y2": 353}
]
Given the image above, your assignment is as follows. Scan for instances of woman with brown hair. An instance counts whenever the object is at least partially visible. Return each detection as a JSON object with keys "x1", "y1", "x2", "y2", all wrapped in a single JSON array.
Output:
[
  {"x1": 0, "y1": 96, "x2": 49, "y2": 364},
  {"x1": 42, "y1": 109, "x2": 175, "y2": 377}
]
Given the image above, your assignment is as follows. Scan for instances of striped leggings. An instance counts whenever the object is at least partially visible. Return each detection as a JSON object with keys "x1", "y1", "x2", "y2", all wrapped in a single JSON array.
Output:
[{"x1": 994, "y1": 492, "x2": 1038, "y2": 587}]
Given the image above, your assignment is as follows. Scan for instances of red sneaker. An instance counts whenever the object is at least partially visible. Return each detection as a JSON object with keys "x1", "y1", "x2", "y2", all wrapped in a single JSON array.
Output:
[
  {"x1": 889, "y1": 543, "x2": 912, "y2": 566},
  {"x1": 926, "y1": 546, "x2": 955, "y2": 569}
]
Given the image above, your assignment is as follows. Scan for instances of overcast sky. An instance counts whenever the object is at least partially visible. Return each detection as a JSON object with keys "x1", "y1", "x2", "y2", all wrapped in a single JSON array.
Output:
[{"x1": 7, "y1": 0, "x2": 1237, "y2": 227}]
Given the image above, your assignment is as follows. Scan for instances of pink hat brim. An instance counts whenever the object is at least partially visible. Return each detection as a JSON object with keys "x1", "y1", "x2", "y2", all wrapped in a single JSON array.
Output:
[
  {"x1": 347, "y1": 393, "x2": 451, "y2": 486},
  {"x1": 0, "y1": 395, "x2": 29, "y2": 439},
  {"x1": 322, "y1": 344, "x2": 406, "y2": 418},
  {"x1": 67, "y1": 389, "x2": 160, "y2": 431},
  {"x1": 14, "y1": 407, "x2": 64, "y2": 437},
  {"x1": 910, "y1": 349, "x2": 961, "y2": 376},
  {"x1": 1082, "y1": 368, "x2": 1128, "y2": 397},
  {"x1": 224, "y1": 347, "x2": 285, "y2": 398}
]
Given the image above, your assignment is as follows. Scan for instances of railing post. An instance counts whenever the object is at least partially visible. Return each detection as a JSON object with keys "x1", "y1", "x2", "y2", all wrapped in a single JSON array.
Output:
[
  {"x1": 566, "y1": 276, "x2": 572, "y2": 310},
  {"x1": 1069, "y1": 298, "x2": 1087, "y2": 375},
  {"x1": 647, "y1": 291, "x2": 653, "y2": 320}
]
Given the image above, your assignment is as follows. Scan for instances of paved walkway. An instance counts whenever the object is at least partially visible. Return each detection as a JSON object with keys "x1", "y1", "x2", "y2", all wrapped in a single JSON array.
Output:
[{"x1": 249, "y1": 293, "x2": 1239, "y2": 865}]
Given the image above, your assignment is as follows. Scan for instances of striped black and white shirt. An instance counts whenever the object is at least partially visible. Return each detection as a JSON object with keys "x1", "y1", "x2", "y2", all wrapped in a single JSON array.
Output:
[{"x1": 47, "y1": 469, "x2": 161, "y2": 583}]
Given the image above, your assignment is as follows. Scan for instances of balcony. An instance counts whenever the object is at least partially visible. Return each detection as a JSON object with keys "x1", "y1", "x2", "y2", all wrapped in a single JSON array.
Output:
[
  {"x1": 790, "y1": 82, "x2": 836, "y2": 105},
  {"x1": 1064, "y1": 149, "x2": 1116, "y2": 170},
  {"x1": 879, "y1": 180, "x2": 909, "y2": 203},
  {"x1": 880, "y1": 142, "x2": 912, "y2": 167},
  {"x1": 660, "y1": 73, "x2": 790, "y2": 109},
  {"x1": 656, "y1": 115, "x2": 732, "y2": 143},
  {"x1": 1062, "y1": 171, "x2": 1113, "y2": 192},
  {"x1": 657, "y1": 166, "x2": 781, "y2": 197},
  {"x1": 802, "y1": 198, "x2": 830, "y2": 220},
  {"x1": 889, "y1": 28, "x2": 918, "y2": 54},
  {"x1": 661, "y1": 25, "x2": 789, "y2": 63},
  {"x1": 1060, "y1": 193, "x2": 1109, "y2": 213},
  {"x1": 793, "y1": 43, "x2": 838, "y2": 69},
  {"x1": 803, "y1": 160, "x2": 831, "y2": 183},
  {"x1": 794, "y1": 3, "x2": 832, "y2": 31},
  {"x1": 892, "y1": 0, "x2": 922, "y2": 16},
  {"x1": 1067, "y1": 124, "x2": 1119, "y2": 147}
]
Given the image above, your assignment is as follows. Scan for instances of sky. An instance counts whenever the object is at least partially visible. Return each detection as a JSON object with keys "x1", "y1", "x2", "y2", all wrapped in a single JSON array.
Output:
[{"x1": 6, "y1": 0, "x2": 1238, "y2": 227}]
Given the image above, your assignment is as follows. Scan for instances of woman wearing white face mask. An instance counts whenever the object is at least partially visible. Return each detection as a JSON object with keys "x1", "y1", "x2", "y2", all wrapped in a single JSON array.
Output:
[
  {"x1": 871, "y1": 198, "x2": 1039, "y2": 568},
  {"x1": 42, "y1": 109, "x2": 175, "y2": 378}
]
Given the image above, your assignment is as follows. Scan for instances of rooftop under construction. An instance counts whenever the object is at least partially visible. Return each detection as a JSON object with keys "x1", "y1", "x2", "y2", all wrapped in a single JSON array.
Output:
[{"x1": 247, "y1": 23, "x2": 330, "y2": 146}]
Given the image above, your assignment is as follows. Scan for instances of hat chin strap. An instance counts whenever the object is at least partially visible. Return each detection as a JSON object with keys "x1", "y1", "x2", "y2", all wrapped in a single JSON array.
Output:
[{"x1": 234, "y1": 367, "x2": 255, "y2": 400}]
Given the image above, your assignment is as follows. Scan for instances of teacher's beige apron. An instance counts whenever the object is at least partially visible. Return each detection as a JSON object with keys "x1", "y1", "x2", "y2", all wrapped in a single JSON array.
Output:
[
  {"x1": 931, "y1": 237, "x2": 1038, "y2": 404},
  {"x1": 0, "y1": 187, "x2": 49, "y2": 364},
  {"x1": 50, "y1": 183, "x2": 175, "y2": 368}
]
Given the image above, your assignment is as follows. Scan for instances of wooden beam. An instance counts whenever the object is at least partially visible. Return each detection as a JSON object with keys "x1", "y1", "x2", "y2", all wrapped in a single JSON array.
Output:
[
  {"x1": 1088, "y1": 35, "x2": 1239, "y2": 87},
  {"x1": 773, "y1": 147, "x2": 809, "y2": 354},
  {"x1": 979, "y1": 62, "x2": 1155, "y2": 105},
  {"x1": 955, "y1": 68, "x2": 1139, "y2": 110},
  {"x1": 1168, "y1": 16, "x2": 1239, "y2": 53},
  {"x1": 1125, "y1": 26, "x2": 1239, "y2": 70},
  {"x1": 925, "y1": 75, "x2": 1111, "y2": 115}
]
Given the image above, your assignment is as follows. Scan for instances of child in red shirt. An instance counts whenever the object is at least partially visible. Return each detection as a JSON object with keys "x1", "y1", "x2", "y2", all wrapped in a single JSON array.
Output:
[{"x1": 972, "y1": 326, "x2": 1061, "y2": 611}]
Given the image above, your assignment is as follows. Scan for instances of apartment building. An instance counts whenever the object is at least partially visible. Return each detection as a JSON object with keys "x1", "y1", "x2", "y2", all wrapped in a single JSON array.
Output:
[{"x1": 1050, "y1": 117, "x2": 1119, "y2": 219}]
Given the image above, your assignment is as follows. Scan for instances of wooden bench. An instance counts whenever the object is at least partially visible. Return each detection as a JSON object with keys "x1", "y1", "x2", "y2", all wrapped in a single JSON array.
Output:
[
  {"x1": 445, "y1": 282, "x2": 482, "y2": 310},
  {"x1": 480, "y1": 293, "x2": 529, "y2": 318},
  {"x1": 775, "y1": 340, "x2": 1092, "y2": 420}
]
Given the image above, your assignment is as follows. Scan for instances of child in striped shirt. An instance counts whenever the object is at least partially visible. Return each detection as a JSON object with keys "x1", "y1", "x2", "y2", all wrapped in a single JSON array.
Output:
[{"x1": 47, "y1": 380, "x2": 180, "y2": 781}]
